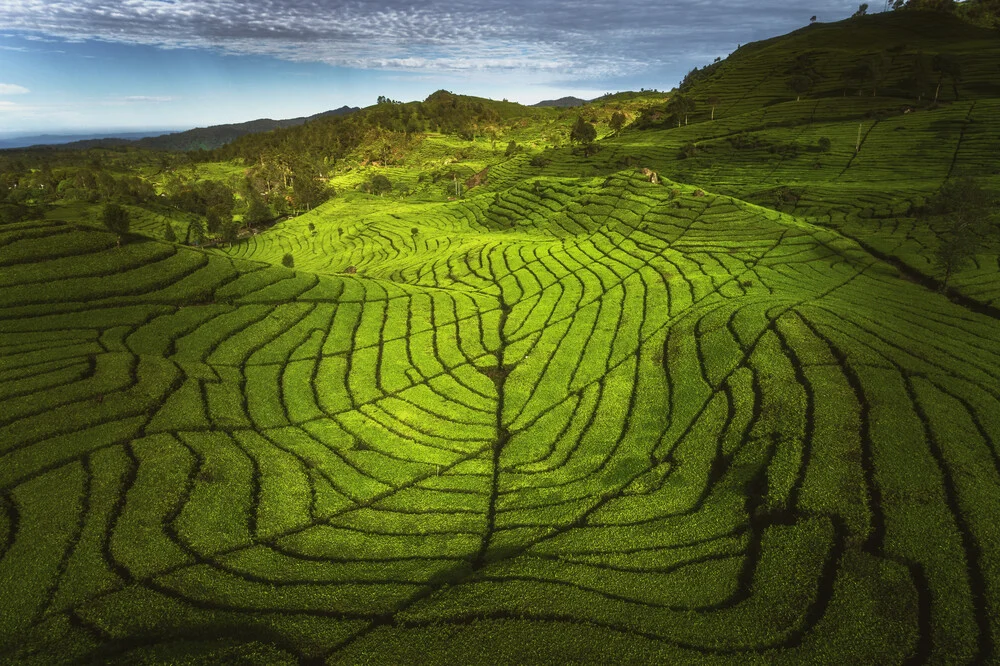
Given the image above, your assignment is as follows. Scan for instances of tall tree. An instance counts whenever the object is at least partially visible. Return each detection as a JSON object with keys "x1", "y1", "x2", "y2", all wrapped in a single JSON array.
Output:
[
  {"x1": 932, "y1": 177, "x2": 997, "y2": 286},
  {"x1": 666, "y1": 95, "x2": 696, "y2": 126},
  {"x1": 869, "y1": 53, "x2": 892, "y2": 97},
  {"x1": 932, "y1": 54, "x2": 962, "y2": 101},
  {"x1": 570, "y1": 116, "x2": 597, "y2": 144},
  {"x1": 707, "y1": 97, "x2": 722, "y2": 120},
  {"x1": 787, "y1": 76, "x2": 813, "y2": 101},
  {"x1": 609, "y1": 111, "x2": 627, "y2": 134},
  {"x1": 101, "y1": 203, "x2": 130, "y2": 246}
]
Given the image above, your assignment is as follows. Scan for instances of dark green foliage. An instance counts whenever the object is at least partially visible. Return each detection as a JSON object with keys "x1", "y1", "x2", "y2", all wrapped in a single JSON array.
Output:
[
  {"x1": 609, "y1": 111, "x2": 627, "y2": 133},
  {"x1": 292, "y1": 173, "x2": 329, "y2": 212},
  {"x1": 505, "y1": 140, "x2": 518, "y2": 156},
  {"x1": 818, "y1": 137, "x2": 832, "y2": 152},
  {"x1": 189, "y1": 216, "x2": 206, "y2": 246},
  {"x1": 221, "y1": 219, "x2": 241, "y2": 246},
  {"x1": 932, "y1": 177, "x2": 997, "y2": 284},
  {"x1": 570, "y1": 117, "x2": 597, "y2": 145},
  {"x1": 787, "y1": 75, "x2": 813, "y2": 100},
  {"x1": 366, "y1": 174, "x2": 392, "y2": 196},
  {"x1": 932, "y1": 54, "x2": 962, "y2": 101},
  {"x1": 679, "y1": 142, "x2": 699, "y2": 159},
  {"x1": 281, "y1": 252, "x2": 294, "y2": 268},
  {"x1": 666, "y1": 94, "x2": 696, "y2": 126},
  {"x1": 163, "y1": 222, "x2": 177, "y2": 242},
  {"x1": 101, "y1": 203, "x2": 130, "y2": 242},
  {"x1": 243, "y1": 195, "x2": 271, "y2": 227}
]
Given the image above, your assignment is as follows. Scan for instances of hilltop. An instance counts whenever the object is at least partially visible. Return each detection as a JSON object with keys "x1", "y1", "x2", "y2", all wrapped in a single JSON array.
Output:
[{"x1": 0, "y1": 8, "x2": 999, "y2": 665}]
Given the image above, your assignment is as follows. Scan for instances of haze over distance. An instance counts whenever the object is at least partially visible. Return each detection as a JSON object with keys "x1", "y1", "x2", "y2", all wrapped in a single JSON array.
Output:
[{"x1": 1, "y1": 0, "x2": 866, "y2": 138}]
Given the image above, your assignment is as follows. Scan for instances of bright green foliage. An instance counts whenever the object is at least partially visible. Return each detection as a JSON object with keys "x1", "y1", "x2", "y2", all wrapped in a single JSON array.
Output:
[{"x1": 2, "y1": 9, "x2": 1000, "y2": 665}]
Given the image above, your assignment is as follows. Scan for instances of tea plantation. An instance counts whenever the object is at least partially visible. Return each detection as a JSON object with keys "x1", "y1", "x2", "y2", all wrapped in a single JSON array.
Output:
[{"x1": 1, "y1": 10, "x2": 999, "y2": 665}]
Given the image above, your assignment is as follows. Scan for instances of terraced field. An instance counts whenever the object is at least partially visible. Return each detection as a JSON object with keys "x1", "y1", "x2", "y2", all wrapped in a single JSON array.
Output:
[
  {"x1": 3, "y1": 160, "x2": 1000, "y2": 663},
  {"x1": 3, "y1": 10, "x2": 1000, "y2": 665}
]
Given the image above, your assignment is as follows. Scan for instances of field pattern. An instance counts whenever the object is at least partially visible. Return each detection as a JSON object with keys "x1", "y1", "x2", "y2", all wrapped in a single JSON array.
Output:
[{"x1": 3, "y1": 163, "x2": 1000, "y2": 663}]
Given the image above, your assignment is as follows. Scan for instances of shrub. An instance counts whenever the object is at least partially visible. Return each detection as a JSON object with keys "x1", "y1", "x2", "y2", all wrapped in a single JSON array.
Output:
[
  {"x1": 281, "y1": 253, "x2": 295, "y2": 268},
  {"x1": 368, "y1": 174, "x2": 392, "y2": 196},
  {"x1": 163, "y1": 223, "x2": 177, "y2": 242},
  {"x1": 505, "y1": 140, "x2": 518, "y2": 156},
  {"x1": 818, "y1": 137, "x2": 832, "y2": 152},
  {"x1": 530, "y1": 156, "x2": 551, "y2": 167}
]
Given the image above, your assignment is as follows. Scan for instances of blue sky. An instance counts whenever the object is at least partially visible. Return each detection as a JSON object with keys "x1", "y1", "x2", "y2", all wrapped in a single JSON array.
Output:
[{"x1": 1, "y1": 0, "x2": 864, "y2": 136}]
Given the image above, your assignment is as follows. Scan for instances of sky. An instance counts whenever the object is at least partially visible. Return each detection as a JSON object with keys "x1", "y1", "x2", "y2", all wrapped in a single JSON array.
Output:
[{"x1": 0, "y1": 0, "x2": 867, "y2": 136}]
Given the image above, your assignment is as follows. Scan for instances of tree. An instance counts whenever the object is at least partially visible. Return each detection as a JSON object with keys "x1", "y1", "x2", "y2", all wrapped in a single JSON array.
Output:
[
  {"x1": 787, "y1": 75, "x2": 813, "y2": 101},
  {"x1": 207, "y1": 204, "x2": 232, "y2": 234},
  {"x1": 853, "y1": 3, "x2": 869, "y2": 16},
  {"x1": 935, "y1": 232, "x2": 976, "y2": 287},
  {"x1": 666, "y1": 95, "x2": 695, "y2": 126},
  {"x1": 842, "y1": 62, "x2": 871, "y2": 96},
  {"x1": 282, "y1": 253, "x2": 295, "y2": 268},
  {"x1": 101, "y1": 203, "x2": 129, "y2": 246},
  {"x1": 570, "y1": 116, "x2": 597, "y2": 144},
  {"x1": 932, "y1": 54, "x2": 962, "y2": 101},
  {"x1": 189, "y1": 217, "x2": 206, "y2": 247},
  {"x1": 932, "y1": 177, "x2": 997, "y2": 286},
  {"x1": 869, "y1": 53, "x2": 892, "y2": 97},
  {"x1": 292, "y1": 174, "x2": 328, "y2": 213},
  {"x1": 817, "y1": 137, "x2": 832, "y2": 152},
  {"x1": 163, "y1": 222, "x2": 177, "y2": 243},
  {"x1": 609, "y1": 111, "x2": 627, "y2": 134},
  {"x1": 368, "y1": 174, "x2": 392, "y2": 196},
  {"x1": 221, "y1": 219, "x2": 240, "y2": 247},
  {"x1": 505, "y1": 140, "x2": 518, "y2": 156},
  {"x1": 908, "y1": 52, "x2": 933, "y2": 100},
  {"x1": 243, "y1": 195, "x2": 271, "y2": 228},
  {"x1": 810, "y1": 15, "x2": 818, "y2": 22},
  {"x1": 707, "y1": 97, "x2": 721, "y2": 120}
]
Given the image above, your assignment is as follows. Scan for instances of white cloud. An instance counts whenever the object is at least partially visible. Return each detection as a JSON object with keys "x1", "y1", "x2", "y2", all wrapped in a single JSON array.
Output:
[
  {"x1": 0, "y1": 83, "x2": 30, "y2": 94},
  {"x1": 0, "y1": 0, "x2": 852, "y2": 85}
]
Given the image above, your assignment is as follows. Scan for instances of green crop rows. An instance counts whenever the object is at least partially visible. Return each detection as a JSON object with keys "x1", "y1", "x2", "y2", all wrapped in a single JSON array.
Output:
[
  {"x1": 3, "y1": 11, "x2": 1000, "y2": 665},
  {"x1": 4, "y1": 164, "x2": 999, "y2": 663}
]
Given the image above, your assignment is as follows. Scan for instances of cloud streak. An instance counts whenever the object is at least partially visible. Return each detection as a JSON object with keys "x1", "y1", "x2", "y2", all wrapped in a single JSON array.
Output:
[
  {"x1": 2, "y1": 0, "x2": 848, "y2": 84},
  {"x1": 0, "y1": 83, "x2": 31, "y2": 94},
  {"x1": 122, "y1": 95, "x2": 175, "y2": 102}
]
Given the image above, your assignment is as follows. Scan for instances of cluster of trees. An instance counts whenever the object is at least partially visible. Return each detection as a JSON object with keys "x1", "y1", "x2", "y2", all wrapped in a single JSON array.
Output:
[
  {"x1": 840, "y1": 51, "x2": 961, "y2": 100},
  {"x1": 891, "y1": 0, "x2": 999, "y2": 28}
]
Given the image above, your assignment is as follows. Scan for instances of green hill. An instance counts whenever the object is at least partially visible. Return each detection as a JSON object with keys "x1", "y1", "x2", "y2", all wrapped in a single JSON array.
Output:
[{"x1": 1, "y1": 9, "x2": 999, "y2": 665}]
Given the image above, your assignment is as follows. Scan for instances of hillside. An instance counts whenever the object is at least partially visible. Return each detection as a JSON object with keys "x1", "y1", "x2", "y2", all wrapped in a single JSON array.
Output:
[
  {"x1": 532, "y1": 96, "x2": 589, "y2": 108},
  {"x1": 1, "y1": 9, "x2": 999, "y2": 665},
  {"x1": 5, "y1": 106, "x2": 360, "y2": 153}
]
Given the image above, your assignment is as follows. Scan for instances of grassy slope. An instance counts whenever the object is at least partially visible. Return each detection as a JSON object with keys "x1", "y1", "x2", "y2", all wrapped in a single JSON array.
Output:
[{"x1": 2, "y1": 11, "x2": 1000, "y2": 665}]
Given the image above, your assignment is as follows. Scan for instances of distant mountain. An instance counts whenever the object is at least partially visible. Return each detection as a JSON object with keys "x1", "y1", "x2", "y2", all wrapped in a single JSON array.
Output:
[
  {"x1": 532, "y1": 97, "x2": 589, "y2": 108},
  {"x1": 0, "y1": 131, "x2": 177, "y2": 150},
  {"x1": 3, "y1": 106, "x2": 360, "y2": 152},
  {"x1": 132, "y1": 106, "x2": 359, "y2": 151}
]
